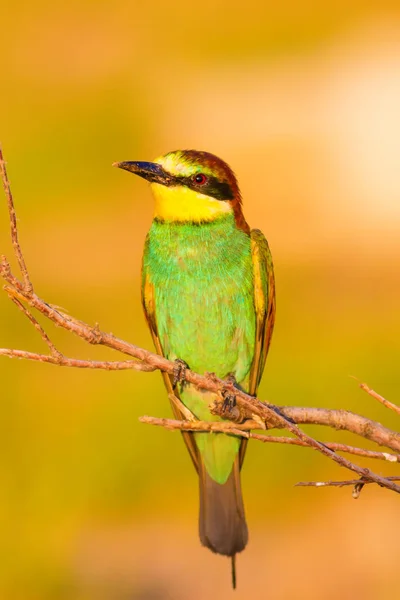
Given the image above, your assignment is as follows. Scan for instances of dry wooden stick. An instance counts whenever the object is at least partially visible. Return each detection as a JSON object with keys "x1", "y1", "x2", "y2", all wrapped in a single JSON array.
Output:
[
  {"x1": 250, "y1": 433, "x2": 400, "y2": 462},
  {"x1": 140, "y1": 416, "x2": 400, "y2": 462},
  {"x1": 359, "y1": 381, "x2": 400, "y2": 417},
  {"x1": 296, "y1": 476, "x2": 400, "y2": 499},
  {"x1": 7, "y1": 290, "x2": 62, "y2": 358},
  {"x1": 296, "y1": 476, "x2": 400, "y2": 489},
  {"x1": 139, "y1": 415, "x2": 262, "y2": 438},
  {"x1": 2, "y1": 326, "x2": 400, "y2": 452},
  {"x1": 0, "y1": 348, "x2": 156, "y2": 371},
  {"x1": 278, "y1": 406, "x2": 400, "y2": 453},
  {"x1": 0, "y1": 147, "x2": 32, "y2": 293},
  {"x1": 1, "y1": 146, "x2": 400, "y2": 495},
  {"x1": 1, "y1": 284, "x2": 398, "y2": 492},
  {"x1": 2, "y1": 281, "x2": 399, "y2": 492}
]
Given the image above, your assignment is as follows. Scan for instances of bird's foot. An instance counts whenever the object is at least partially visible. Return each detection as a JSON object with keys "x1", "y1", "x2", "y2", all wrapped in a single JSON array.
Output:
[
  {"x1": 220, "y1": 373, "x2": 239, "y2": 417},
  {"x1": 218, "y1": 374, "x2": 252, "y2": 423},
  {"x1": 222, "y1": 372, "x2": 241, "y2": 411},
  {"x1": 221, "y1": 388, "x2": 237, "y2": 412},
  {"x1": 219, "y1": 390, "x2": 247, "y2": 423},
  {"x1": 173, "y1": 358, "x2": 189, "y2": 388}
]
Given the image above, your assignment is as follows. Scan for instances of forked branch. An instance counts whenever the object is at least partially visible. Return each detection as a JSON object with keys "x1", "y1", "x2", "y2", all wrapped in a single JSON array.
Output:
[{"x1": 1, "y1": 146, "x2": 399, "y2": 495}]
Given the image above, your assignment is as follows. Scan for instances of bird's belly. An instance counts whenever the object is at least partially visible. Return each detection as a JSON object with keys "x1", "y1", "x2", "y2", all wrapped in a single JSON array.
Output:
[
  {"x1": 155, "y1": 274, "x2": 255, "y2": 385},
  {"x1": 143, "y1": 221, "x2": 256, "y2": 483}
]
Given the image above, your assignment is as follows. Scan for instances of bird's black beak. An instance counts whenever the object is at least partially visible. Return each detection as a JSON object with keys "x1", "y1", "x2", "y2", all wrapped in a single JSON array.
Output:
[{"x1": 113, "y1": 161, "x2": 174, "y2": 186}]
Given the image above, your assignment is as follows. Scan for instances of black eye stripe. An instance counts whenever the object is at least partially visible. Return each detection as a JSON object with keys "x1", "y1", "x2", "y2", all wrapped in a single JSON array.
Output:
[{"x1": 170, "y1": 174, "x2": 234, "y2": 201}]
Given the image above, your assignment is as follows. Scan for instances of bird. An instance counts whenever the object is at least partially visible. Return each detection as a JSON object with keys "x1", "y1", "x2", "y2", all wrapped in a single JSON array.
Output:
[{"x1": 114, "y1": 150, "x2": 275, "y2": 588}]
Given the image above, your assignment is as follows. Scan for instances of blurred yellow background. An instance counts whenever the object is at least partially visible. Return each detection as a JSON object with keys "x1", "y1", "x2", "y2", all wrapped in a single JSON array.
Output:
[{"x1": 1, "y1": 2, "x2": 400, "y2": 599}]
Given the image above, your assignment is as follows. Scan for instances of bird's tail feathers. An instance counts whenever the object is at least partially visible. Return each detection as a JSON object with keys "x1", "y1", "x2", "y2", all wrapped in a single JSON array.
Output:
[{"x1": 199, "y1": 455, "x2": 248, "y2": 563}]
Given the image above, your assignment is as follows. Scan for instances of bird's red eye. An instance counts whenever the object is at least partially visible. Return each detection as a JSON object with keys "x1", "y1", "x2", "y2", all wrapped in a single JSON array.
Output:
[{"x1": 193, "y1": 173, "x2": 207, "y2": 185}]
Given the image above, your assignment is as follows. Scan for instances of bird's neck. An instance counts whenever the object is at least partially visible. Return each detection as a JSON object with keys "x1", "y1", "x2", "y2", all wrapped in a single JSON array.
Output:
[
  {"x1": 147, "y1": 213, "x2": 248, "y2": 263},
  {"x1": 150, "y1": 183, "x2": 249, "y2": 232}
]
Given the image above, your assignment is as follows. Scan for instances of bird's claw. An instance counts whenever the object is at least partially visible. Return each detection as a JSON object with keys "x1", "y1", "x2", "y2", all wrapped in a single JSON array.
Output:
[
  {"x1": 221, "y1": 373, "x2": 238, "y2": 412},
  {"x1": 173, "y1": 358, "x2": 189, "y2": 387},
  {"x1": 221, "y1": 388, "x2": 237, "y2": 413}
]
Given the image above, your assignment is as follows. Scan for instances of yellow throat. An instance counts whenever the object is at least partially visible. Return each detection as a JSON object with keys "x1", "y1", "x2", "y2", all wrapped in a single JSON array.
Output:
[{"x1": 150, "y1": 183, "x2": 232, "y2": 222}]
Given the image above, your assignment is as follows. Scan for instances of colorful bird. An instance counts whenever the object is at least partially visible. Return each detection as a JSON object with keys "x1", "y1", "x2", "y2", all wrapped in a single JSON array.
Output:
[{"x1": 114, "y1": 150, "x2": 275, "y2": 587}]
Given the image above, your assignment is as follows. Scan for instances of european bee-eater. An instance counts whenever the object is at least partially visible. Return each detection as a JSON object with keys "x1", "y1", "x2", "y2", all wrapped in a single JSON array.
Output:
[{"x1": 114, "y1": 150, "x2": 275, "y2": 587}]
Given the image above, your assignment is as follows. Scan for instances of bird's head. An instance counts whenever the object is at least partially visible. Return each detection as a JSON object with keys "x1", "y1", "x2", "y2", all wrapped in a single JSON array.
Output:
[{"x1": 113, "y1": 149, "x2": 247, "y2": 229}]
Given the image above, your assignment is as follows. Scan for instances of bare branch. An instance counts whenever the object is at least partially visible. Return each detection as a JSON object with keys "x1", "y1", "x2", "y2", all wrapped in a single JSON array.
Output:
[
  {"x1": 140, "y1": 416, "x2": 400, "y2": 462},
  {"x1": 1, "y1": 285, "x2": 400, "y2": 492},
  {"x1": 7, "y1": 289, "x2": 61, "y2": 357},
  {"x1": 1, "y1": 291, "x2": 400, "y2": 493},
  {"x1": 0, "y1": 147, "x2": 32, "y2": 293},
  {"x1": 296, "y1": 476, "x2": 400, "y2": 489},
  {"x1": 1, "y1": 147, "x2": 400, "y2": 496},
  {"x1": 2, "y1": 315, "x2": 399, "y2": 459},
  {"x1": 139, "y1": 415, "x2": 267, "y2": 437},
  {"x1": 277, "y1": 406, "x2": 400, "y2": 453},
  {"x1": 0, "y1": 349, "x2": 156, "y2": 371},
  {"x1": 250, "y1": 433, "x2": 400, "y2": 462},
  {"x1": 359, "y1": 381, "x2": 400, "y2": 417}
]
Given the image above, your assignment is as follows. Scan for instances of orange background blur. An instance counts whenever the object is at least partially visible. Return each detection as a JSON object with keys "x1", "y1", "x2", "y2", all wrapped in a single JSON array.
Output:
[{"x1": 1, "y1": 2, "x2": 400, "y2": 599}]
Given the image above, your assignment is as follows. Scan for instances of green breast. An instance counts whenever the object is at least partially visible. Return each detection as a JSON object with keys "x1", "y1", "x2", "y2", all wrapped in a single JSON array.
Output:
[{"x1": 143, "y1": 214, "x2": 256, "y2": 482}]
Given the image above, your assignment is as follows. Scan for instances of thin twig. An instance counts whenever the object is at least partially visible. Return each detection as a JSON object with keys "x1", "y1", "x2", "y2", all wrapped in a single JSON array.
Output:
[
  {"x1": 1, "y1": 289, "x2": 400, "y2": 493},
  {"x1": 1, "y1": 322, "x2": 399, "y2": 456},
  {"x1": 1, "y1": 286, "x2": 399, "y2": 492},
  {"x1": 0, "y1": 349, "x2": 156, "y2": 371},
  {"x1": 139, "y1": 415, "x2": 269, "y2": 437},
  {"x1": 295, "y1": 476, "x2": 400, "y2": 488},
  {"x1": 3, "y1": 317, "x2": 399, "y2": 459},
  {"x1": 140, "y1": 416, "x2": 400, "y2": 462},
  {"x1": 0, "y1": 147, "x2": 32, "y2": 293},
  {"x1": 359, "y1": 381, "x2": 400, "y2": 417},
  {"x1": 8, "y1": 291, "x2": 61, "y2": 357},
  {"x1": 250, "y1": 433, "x2": 400, "y2": 462}
]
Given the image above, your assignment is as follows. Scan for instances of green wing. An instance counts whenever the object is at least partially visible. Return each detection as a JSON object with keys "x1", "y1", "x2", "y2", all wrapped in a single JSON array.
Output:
[
  {"x1": 248, "y1": 229, "x2": 276, "y2": 395},
  {"x1": 240, "y1": 229, "x2": 275, "y2": 466}
]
